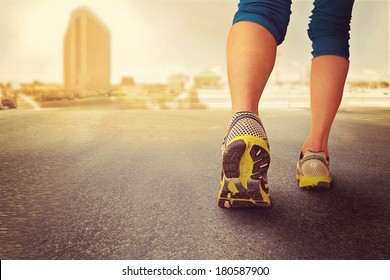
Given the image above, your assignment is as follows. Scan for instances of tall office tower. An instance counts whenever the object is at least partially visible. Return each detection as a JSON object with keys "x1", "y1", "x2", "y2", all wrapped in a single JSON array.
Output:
[{"x1": 64, "y1": 7, "x2": 110, "y2": 92}]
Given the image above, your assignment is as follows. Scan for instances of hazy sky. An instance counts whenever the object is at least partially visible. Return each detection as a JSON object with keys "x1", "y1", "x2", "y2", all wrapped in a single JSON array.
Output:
[{"x1": 0, "y1": 0, "x2": 388, "y2": 85}]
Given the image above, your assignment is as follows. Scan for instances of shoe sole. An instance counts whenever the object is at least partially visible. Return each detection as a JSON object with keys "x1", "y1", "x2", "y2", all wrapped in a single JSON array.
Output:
[
  {"x1": 217, "y1": 135, "x2": 271, "y2": 208},
  {"x1": 296, "y1": 175, "x2": 332, "y2": 188}
]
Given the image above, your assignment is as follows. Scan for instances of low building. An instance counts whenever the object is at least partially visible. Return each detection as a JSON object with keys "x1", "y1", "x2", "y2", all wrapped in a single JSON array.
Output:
[{"x1": 193, "y1": 70, "x2": 222, "y2": 89}]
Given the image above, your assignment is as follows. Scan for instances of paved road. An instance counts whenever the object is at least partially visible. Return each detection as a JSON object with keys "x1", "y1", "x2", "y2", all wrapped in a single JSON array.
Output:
[{"x1": 0, "y1": 107, "x2": 389, "y2": 259}]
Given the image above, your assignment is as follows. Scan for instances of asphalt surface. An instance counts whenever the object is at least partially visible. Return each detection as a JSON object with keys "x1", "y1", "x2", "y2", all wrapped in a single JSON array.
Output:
[{"x1": 0, "y1": 107, "x2": 389, "y2": 260}]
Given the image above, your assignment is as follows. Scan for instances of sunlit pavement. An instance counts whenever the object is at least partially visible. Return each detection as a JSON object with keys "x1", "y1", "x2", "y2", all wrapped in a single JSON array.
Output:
[{"x1": 0, "y1": 108, "x2": 389, "y2": 259}]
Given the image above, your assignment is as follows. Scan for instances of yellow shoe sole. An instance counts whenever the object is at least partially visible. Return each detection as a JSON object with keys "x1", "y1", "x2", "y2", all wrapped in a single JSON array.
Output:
[
  {"x1": 296, "y1": 175, "x2": 332, "y2": 188},
  {"x1": 217, "y1": 135, "x2": 271, "y2": 208}
]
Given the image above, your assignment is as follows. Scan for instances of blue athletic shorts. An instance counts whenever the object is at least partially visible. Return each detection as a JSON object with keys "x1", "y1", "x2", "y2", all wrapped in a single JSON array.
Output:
[{"x1": 233, "y1": 0, "x2": 355, "y2": 59}]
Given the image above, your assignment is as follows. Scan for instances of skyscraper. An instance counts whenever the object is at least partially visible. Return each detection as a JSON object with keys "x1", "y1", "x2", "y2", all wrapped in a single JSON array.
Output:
[{"x1": 64, "y1": 7, "x2": 110, "y2": 93}]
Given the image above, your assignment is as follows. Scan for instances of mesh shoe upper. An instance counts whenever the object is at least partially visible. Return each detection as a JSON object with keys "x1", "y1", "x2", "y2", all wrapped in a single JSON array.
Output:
[
  {"x1": 297, "y1": 151, "x2": 330, "y2": 177},
  {"x1": 222, "y1": 112, "x2": 268, "y2": 153}
]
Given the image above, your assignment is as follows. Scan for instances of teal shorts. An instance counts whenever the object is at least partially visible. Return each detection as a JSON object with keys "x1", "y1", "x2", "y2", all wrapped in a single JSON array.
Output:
[{"x1": 233, "y1": 0, "x2": 355, "y2": 59}]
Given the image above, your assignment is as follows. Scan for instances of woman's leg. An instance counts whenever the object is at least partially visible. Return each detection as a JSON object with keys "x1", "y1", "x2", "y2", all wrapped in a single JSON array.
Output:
[
  {"x1": 302, "y1": 0, "x2": 355, "y2": 157},
  {"x1": 228, "y1": 0, "x2": 291, "y2": 115},
  {"x1": 302, "y1": 55, "x2": 349, "y2": 157},
  {"x1": 227, "y1": 21, "x2": 276, "y2": 115},
  {"x1": 218, "y1": 0, "x2": 291, "y2": 208},
  {"x1": 297, "y1": 0, "x2": 355, "y2": 188}
]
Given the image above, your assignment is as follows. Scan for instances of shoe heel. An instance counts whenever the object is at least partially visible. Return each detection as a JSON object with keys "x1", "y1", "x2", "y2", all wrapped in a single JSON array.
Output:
[{"x1": 218, "y1": 136, "x2": 271, "y2": 208}]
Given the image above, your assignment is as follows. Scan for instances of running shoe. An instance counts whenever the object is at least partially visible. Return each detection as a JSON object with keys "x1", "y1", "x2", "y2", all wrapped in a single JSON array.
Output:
[
  {"x1": 296, "y1": 151, "x2": 332, "y2": 188},
  {"x1": 217, "y1": 112, "x2": 271, "y2": 208}
]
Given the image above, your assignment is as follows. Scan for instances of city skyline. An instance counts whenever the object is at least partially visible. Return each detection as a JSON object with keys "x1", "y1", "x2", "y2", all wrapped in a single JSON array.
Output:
[{"x1": 0, "y1": 0, "x2": 388, "y2": 85}]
